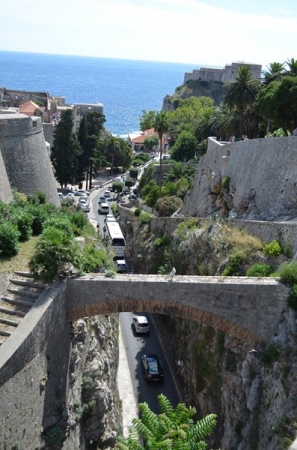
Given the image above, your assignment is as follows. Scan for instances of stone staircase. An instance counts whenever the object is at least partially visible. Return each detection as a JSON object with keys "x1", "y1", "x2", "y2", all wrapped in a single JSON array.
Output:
[{"x1": 0, "y1": 271, "x2": 46, "y2": 346}]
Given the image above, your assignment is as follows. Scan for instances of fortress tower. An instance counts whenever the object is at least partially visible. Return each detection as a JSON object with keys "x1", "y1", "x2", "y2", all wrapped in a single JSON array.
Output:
[{"x1": 0, "y1": 114, "x2": 59, "y2": 206}]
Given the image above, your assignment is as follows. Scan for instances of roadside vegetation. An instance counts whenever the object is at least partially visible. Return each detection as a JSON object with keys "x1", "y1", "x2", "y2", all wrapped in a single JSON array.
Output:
[{"x1": 0, "y1": 191, "x2": 115, "y2": 282}]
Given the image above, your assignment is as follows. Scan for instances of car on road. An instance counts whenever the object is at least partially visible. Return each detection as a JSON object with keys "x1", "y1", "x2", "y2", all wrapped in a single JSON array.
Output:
[
  {"x1": 98, "y1": 196, "x2": 106, "y2": 205},
  {"x1": 133, "y1": 316, "x2": 150, "y2": 334},
  {"x1": 141, "y1": 354, "x2": 164, "y2": 382},
  {"x1": 98, "y1": 203, "x2": 109, "y2": 214},
  {"x1": 81, "y1": 203, "x2": 90, "y2": 212},
  {"x1": 65, "y1": 192, "x2": 75, "y2": 200},
  {"x1": 104, "y1": 190, "x2": 111, "y2": 198},
  {"x1": 116, "y1": 259, "x2": 127, "y2": 273}
]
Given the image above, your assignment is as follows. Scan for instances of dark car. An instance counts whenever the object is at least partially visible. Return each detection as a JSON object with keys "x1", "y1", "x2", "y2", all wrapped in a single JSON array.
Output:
[{"x1": 141, "y1": 354, "x2": 164, "y2": 382}]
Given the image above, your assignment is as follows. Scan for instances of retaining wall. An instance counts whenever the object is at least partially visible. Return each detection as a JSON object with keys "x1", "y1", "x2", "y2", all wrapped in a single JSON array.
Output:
[{"x1": 0, "y1": 282, "x2": 71, "y2": 448}]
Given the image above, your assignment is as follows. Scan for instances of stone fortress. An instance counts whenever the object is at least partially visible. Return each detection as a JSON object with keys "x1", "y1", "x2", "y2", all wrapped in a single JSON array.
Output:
[
  {"x1": 0, "y1": 87, "x2": 104, "y2": 205},
  {"x1": 184, "y1": 61, "x2": 262, "y2": 84}
]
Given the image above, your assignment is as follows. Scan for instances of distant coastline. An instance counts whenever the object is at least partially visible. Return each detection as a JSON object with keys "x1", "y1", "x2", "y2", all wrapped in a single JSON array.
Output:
[{"x1": 0, "y1": 51, "x2": 198, "y2": 135}]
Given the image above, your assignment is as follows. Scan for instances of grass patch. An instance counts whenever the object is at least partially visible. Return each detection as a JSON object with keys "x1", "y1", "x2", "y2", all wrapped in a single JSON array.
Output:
[
  {"x1": 0, "y1": 236, "x2": 39, "y2": 274},
  {"x1": 219, "y1": 224, "x2": 263, "y2": 255}
]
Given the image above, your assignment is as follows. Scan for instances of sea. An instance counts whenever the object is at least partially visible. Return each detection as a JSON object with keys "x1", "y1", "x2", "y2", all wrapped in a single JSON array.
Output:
[{"x1": 0, "y1": 51, "x2": 198, "y2": 137}]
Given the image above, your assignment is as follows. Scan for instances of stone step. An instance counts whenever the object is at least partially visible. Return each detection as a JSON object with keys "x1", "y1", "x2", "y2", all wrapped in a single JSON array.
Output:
[
  {"x1": 6, "y1": 288, "x2": 40, "y2": 298},
  {"x1": 9, "y1": 278, "x2": 46, "y2": 289},
  {"x1": 0, "y1": 306, "x2": 26, "y2": 317},
  {"x1": 0, "y1": 330, "x2": 11, "y2": 337},
  {"x1": 1, "y1": 297, "x2": 35, "y2": 308},
  {"x1": 0, "y1": 317, "x2": 19, "y2": 327},
  {"x1": 13, "y1": 271, "x2": 34, "y2": 278}
]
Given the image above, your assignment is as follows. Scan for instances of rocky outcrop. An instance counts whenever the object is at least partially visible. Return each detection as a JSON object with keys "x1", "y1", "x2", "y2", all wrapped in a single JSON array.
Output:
[
  {"x1": 154, "y1": 308, "x2": 297, "y2": 450},
  {"x1": 182, "y1": 136, "x2": 297, "y2": 221},
  {"x1": 62, "y1": 315, "x2": 121, "y2": 449}
]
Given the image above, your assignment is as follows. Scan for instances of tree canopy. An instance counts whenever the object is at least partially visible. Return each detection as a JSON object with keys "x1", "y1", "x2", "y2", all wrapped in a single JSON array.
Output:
[{"x1": 51, "y1": 109, "x2": 81, "y2": 188}]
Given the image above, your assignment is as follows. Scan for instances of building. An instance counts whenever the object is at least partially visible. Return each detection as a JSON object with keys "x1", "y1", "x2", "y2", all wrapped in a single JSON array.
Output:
[
  {"x1": 184, "y1": 61, "x2": 262, "y2": 84},
  {"x1": 127, "y1": 128, "x2": 168, "y2": 153}
]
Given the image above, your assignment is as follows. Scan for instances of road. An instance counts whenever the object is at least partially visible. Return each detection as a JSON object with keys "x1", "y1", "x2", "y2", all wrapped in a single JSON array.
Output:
[
  {"x1": 119, "y1": 312, "x2": 180, "y2": 414},
  {"x1": 88, "y1": 178, "x2": 181, "y2": 415}
]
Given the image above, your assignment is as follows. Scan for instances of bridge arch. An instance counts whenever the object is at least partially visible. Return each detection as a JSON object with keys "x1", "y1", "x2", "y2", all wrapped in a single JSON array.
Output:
[{"x1": 65, "y1": 274, "x2": 289, "y2": 342}]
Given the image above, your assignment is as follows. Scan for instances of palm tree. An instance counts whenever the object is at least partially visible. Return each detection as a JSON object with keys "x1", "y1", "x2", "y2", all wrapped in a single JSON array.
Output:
[
  {"x1": 116, "y1": 394, "x2": 217, "y2": 449},
  {"x1": 224, "y1": 66, "x2": 261, "y2": 138},
  {"x1": 154, "y1": 111, "x2": 169, "y2": 174},
  {"x1": 285, "y1": 58, "x2": 297, "y2": 76},
  {"x1": 164, "y1": 161, "x2": 185, "y2": 182},
  {"x1": 262, "y1": 62, "x2": 285, "y2": 85},
  {"x1": 105, "y1": 135, "x2": 121, "y2": 176}
]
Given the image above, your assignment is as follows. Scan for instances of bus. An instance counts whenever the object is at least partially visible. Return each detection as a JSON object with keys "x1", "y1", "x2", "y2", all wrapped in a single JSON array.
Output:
[{"x1": 106, "y1": 221, "x2": 125, "y2": 259}]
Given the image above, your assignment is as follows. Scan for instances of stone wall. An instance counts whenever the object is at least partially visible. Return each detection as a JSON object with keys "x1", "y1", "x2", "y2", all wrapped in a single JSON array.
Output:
[
  {"x1": 0, "y1": 148, "x2": 13, "y2": 203},
  {"x1": 0, "y1": 282, "x2": 70, "y2": 448},
  {"x1": 182, "y1": 136, "x2": 297, "y2": 222},
  {"x1": 0, "y1": 114, "x2": 59, "y2": 206}
]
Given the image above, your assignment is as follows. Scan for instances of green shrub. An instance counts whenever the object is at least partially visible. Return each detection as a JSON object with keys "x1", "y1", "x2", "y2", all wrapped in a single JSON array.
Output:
[
  {"x1": 27, "y1": 190, "x2": 47, "y2": 205},
  {"x1": 29, "y1": 227, "x2": 82, "y2": 282},
  {"x1": 129, "y1": 167, "x2": 139, "y2": 180},
  {"x1": 288, "y1": 285, "x2": 297, "y2": 310},
  {"x1": 134, "y1": 208, "x2": 141, "y2": 217},
  {"x1": 16, "y1": 211, "x2": 33, "y2": 242},
  {"x1": 261, "y1": 343, "x2": 280, "y2": 367},
  {"x1": 67, "y1": 211, "x2": 87, "y2": 235},
  {"x1": 277, "y1": 261, "x2": 297, "y2": 286},
  {"x1": 81, "y1": 245, "x2": 109, "y2": 273},
  {"x1": 43, "y1": 217, "x2": 74, "y2": 237},
  {"x1": 27, "y1": 204, "x2": 55, "y2": 235},
  {"x1": 156, "y1": 195, "x2": 183, "y2": 217},
  {"x1": 105, "y1": 270, "x2": 116, "y2": 278},
  {"x1": 222, "y1": 176, "x2": 230, "y2": 191},
  {"x1": 263, "y1": 239, "x2": 282, "y2": 256},
  {"x1": 111, "y1": 203, "x2": 118, "y2": 216},
  {"x1": 222, "y1": 253, "x2": 244, "y2": 276},
  {"x1": 246, "y1": 263, "x2": 273, "y2": 277},
  {"x1": 0, "y1": 222, "x2": 20, "y2": 257},
  {"x1": 139, "y1": 211, "x2": 151, "y2": 223},
  {"x1": 176, "y1": 218, "x2": 199, "y2": 238}
]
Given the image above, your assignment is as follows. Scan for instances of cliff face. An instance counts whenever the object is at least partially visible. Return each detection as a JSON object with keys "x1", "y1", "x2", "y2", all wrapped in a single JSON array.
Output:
[
  {"x1": 154, "y1": 308, "x2": 297, "y2": 450},
  {"x1": 182, "y1": 136, "x2": 297, "y2": 221},
  {"x1": 162, "y1": 80, "x2": 225, "y2": 110},
  {"x1": 62, "y1": 315, "x2": 121, "y2": 450}
]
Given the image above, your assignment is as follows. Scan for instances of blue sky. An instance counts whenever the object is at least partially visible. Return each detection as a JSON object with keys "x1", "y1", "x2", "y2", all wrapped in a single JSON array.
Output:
[{"x1": 2, "y1": 0, "x2": 297, "y2": 69}]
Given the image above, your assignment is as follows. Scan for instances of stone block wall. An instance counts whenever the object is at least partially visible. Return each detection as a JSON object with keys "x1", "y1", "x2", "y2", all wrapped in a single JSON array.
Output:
[
  {"x1": 0, "y1": 282, "x2": 71, "y2": 448},
  {"x1": 182, "y1": 136, "x2": 297, "y2": 222},
  {"x1": 0, "y1": 114, "x2": 60, "y2": 206}
]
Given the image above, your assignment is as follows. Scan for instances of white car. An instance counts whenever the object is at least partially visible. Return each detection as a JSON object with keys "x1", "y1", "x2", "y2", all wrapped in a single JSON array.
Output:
[
  {"x1": 79, "y1": 196, "x2": 88, "y2": 204},
  {"x1": 65, "y1": 192, "x2": 75, "y2": 200},
  {"x1": 133, "y1": 316, "x2": 150, "y2": 334},
  {"x1": 81, "y1": 203, "x2": 90, "y2": 212},
  {"x1": 104, "y1": 190, "x2": 111, "y2": 198},
  {"x1": 58, "y1": 192, "x2": 63, "y2": 200}
]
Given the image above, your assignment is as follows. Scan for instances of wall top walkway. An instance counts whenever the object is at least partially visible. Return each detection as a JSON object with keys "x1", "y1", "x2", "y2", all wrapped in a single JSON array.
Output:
[{"x1": 66, "y1": 275, "x2": 289, "y2": 342}]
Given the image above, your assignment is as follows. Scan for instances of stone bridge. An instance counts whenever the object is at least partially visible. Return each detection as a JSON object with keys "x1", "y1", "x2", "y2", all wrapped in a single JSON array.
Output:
[{"x1": 66, "y1": 274, "x2": 289, "y2": 342}]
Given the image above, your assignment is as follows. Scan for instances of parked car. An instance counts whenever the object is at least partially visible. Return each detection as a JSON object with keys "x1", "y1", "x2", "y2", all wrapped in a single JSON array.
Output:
[
  {"x1": 79, "y1": 196, "x2": 88, "y2": 204},
  {"x1": 65, "y1": 193, "x2": 75, "y2": 200},
  {"x1": 133, "y1": 316, "x2": 150, "y2": 334},
  {"x1": 58, "y1": 192, "x2": 63, "y2": 200},
  {"x1": 141, "y1": 354, "x2": 164, "y2": 382},
  {"x1": 73, "y1": 189, "x2": 86, "y2": 196},
  {"x1": 81, "y1": 203, "x2": 90, "y2": 212}
]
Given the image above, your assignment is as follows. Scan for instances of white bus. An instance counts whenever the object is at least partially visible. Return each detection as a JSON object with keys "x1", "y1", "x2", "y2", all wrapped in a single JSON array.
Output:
[{"x1": 106, "y1": 221, "x2": 125, "y2": 259}]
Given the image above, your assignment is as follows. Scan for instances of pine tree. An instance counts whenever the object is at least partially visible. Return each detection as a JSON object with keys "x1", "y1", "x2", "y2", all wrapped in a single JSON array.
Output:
[{"x1": 51, "y1": 109, "x2": 80, "y2": 187}]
